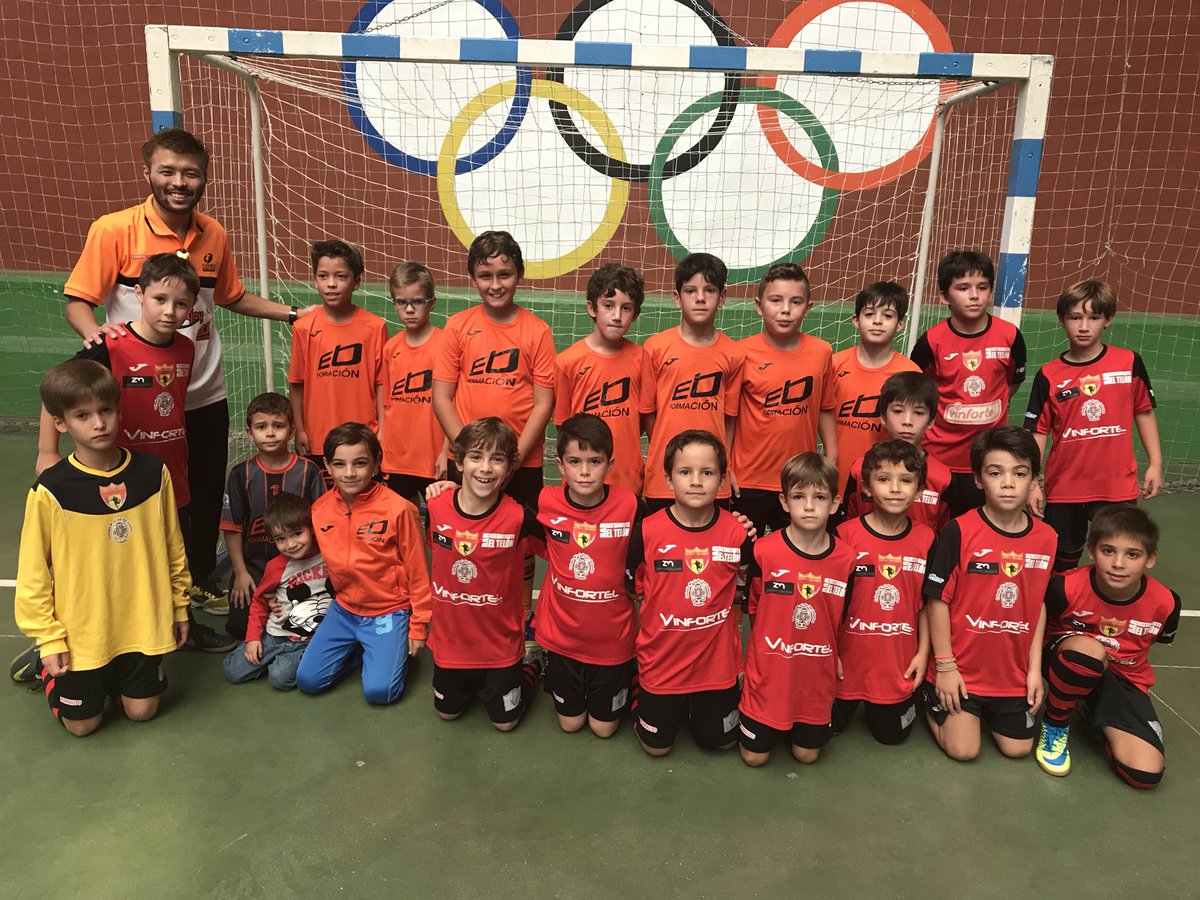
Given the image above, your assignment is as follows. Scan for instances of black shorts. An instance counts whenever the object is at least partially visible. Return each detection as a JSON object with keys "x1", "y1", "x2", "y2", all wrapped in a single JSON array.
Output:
[
  {"x1": 738, "y1": 711, "x2": 833, "y2": 753},
  {"x1": 384, "y1": 473, "x2": 435, "y2": 507},
  {"x1": 633, "y1": 685, "x2": 741, "y2": 750},
  {"x1": 43, "y1": 653, "x2": 166, "y2": 721},
  {"x1": 831, "y1": 695, "x2": 919, "y2": 745},
  {"x1": 544, "y1": 652, "x2": 634, "y2": 722},
  {"x1": 922, "y1": 681, "x2": 1038, "y2": 740},
  {"x1": 432, "y1": 662, "x2": 528, "y2": 724},
  {"x1": 1043, "y1": 500, "x2": 1135, "y2": 570},
  {"x1": 447, "y1": 461, "x2": 543, "y2": 510},
  {"x1": 944, "y1": 471, "x2": 984, "y2": 519},
  {"x1": 1080, "y1": 669, "x2": 1164, "y2": 754},
  {"x1": 732, "y1": 488, "x2": 788, "y2": 538}
]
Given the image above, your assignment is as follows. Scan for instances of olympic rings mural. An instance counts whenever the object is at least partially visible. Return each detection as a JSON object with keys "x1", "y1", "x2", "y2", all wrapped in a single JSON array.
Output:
[{"x1": 343, "y1": 0, "x2": 954, "y2": 282}]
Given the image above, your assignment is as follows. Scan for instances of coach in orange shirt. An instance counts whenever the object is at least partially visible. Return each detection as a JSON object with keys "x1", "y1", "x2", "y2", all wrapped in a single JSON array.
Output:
[{"x1": 57, "y1": 128, "x2": 313, "y2": 629}]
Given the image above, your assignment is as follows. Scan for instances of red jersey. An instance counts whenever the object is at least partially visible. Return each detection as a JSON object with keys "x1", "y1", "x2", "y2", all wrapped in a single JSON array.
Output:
[
  {"x1": 534, "y1": 484, "x2": 640, "y2": 665},
  {"x1": 835, "y1": 516, "x2": 934, "y2": 704},
  {"x1": 922, "y1": 508, "x2": 1056, "y2": 696},
  {"x1": 733, "y1": 332, "x2": 835, "y2": 491},
  {"x1": 381, "y1": 327, "x2": 444, "y2": 478},
  {"x1": 426, "y1": 490, "x2": 539, "y2": 668},
  {"x1": 830, "y1": 347, "x2": 920, "y2": 493},
  {"x1": 842, "y1": 451, "x2": 951, "y2": 533},
  {"x1": 289, "y1": 305, "x2": 388, "y2": 451},
  {"x1": 1024, "y1": 346, "x2": 1155, "y2": 503},
  {"x1": 1045, "y1": 567, "x2": 1180, "y2": 694},
  {"x1": 640, "y1": 328, "x2": 744, "y2": 499},
  {"x1": 310, "y1": 483, "x2": 431, "y2": 633},
  {"x1": 77, "y1": 328, "x2": 194, "y2": 508},
  {"x1": 554, "y1": 338, "x2": 645, "y2": 494},
  {"x1": 626, "y1": 508, "x2": 750, "y2": 693},
  {"x1": 433, "y1": 305, "x2": 556, "y2": 469},
  {"x1": 741, "y1": 530, "x2": 856, "y2": 728},
  {"x1": 910, "y1": 316, "x2": 1027, "y2": 473}
]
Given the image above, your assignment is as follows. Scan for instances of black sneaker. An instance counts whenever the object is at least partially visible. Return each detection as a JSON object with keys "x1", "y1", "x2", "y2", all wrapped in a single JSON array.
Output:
[
  {"x1": 183, "y1": 621, "x2": 237, "y2": 653},
  {"x1": 9, "y1": 642, "x2": 40, "y2": 684}
]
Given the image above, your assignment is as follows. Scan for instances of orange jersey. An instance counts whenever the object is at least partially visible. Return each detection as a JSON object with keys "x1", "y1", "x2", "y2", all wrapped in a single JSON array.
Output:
[
  {"x1": 732, "y1": 332, "x2": 835, "y2": 491},
  {"x1": 288, "y1": 306, "x2": 388, "y2": 452},
  {"x1": 433, "y1": 305, "x2": 556, "y2": 469},
  {"x1": 554, "y1": 338, "x2": 645, "y2": 494},
  {"x1": 381, "y1": 327, "x2": 444, "y2": 477},
  {"x1": 830, "y1": 347, "x2": 920, "y2": 494},
  {"x1": 640, "y1": 327, "x2": 744, "y2": 499}
]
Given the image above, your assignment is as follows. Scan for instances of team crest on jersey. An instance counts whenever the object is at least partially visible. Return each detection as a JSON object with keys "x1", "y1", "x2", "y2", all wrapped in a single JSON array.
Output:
[
  {"x1": 569, "y1": 552, "x2": 595, "y2": 580},
  {"x1": 1079, "y1": 375, "x2": 1101, "y2": 396},
  {"x1": 792, "y1": 602, "x2": 817, "y2": 630},
  {"x1": 1099, "y1": 616, "x2": 1127, "y2": 638},
  {"x1": 153, "y1": 391, "x2": 175, "y2": 417},
  {"x1": 1001, "y1": 551, "x2": 1024, "y2": 578},
  {"x1": 154, "y1": 363, "x2": 174, "y2": 387},
  {"x1": 684, "y1": 578, "x2": 711, "y2": 607},
  {"x1": 1082, "y1": 398, "x2": 1106, "y2": 422},
  {"x1": 963, "y1": 375, "x2": 986, "y2": 398},
  {"x1": 878, "y1": 554, "x2": 902, "y2": 580},
  {"x1": 874, "y1": 583, "x2": 901, "y2": 611},
  {"x1": 99, "y1": 482, "x2": 127, "y2": 510},
  {"x1": 962, "y1": 351, "x2": 982, "y2": 372},
  {"x1": 995, "y1": 581, "x2": 1019, "y2": 609},
  {"x1": 107, "y1": 517, "x2": 132, "y2": 544},
  {"x1": 572, "y1": 521, "x2": 597, "y2": 549},
  {"x1": 797, "y1": 572, "x2": 822, "y2": 600},
  {"x1": 454, "y1": 530, "x2": 478, "y2": 556},
  {"x1": 685, "y1": 547, "x2": 710, "y2": 575},
  {"x1": 451, "y1": 558, "x2": 478, "y2": 584}
]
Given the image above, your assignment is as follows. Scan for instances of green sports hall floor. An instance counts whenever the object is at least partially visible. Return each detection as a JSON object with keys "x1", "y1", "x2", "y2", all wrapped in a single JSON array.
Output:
[{"x1": 0, "y1": 429, "x2": 1196, "y2": 898}]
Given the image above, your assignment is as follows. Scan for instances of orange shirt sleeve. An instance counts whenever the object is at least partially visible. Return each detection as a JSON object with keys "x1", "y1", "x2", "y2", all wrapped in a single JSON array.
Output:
[
  {"x1": 288, "y1": 317, "x2": 311, "y2": 384},
  {"x1": 433, "y1": 316, "x2": 464, "y2": 384},
  {"x1": 64, "y1": 217, "x2": 122, "y2": 306},
  {"x1": 639, "y1": 343, "x2": 658, "y2": 414},
  {"x1": 529, "y1": 319, "x2": 557, "y2": 388},
  {"x1": 820, "y1": 347, "x2": 836, "y2": 411},
  {"x1": 209, "y1": 226, "x2": 246, "y2": 306},
  {"x1": 553, "y1": 350, "x2": 576, "y2": 425},
  {"x1": 723, "y1": 340, "x2": 744, "y2": 416}
]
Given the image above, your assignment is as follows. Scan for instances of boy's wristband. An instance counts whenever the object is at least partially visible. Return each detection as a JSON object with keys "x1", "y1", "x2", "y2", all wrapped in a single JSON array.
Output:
[{"x1": 288, "y1": 305, "x2": 299, "y2": 325}]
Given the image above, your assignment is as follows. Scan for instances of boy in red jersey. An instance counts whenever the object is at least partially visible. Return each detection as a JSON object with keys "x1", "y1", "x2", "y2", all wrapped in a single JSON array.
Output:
[
  {"x1": 639, "y1": 253, "x2": 745, "y2": 513},
  {"x1": 426, "y1": 418, "x2": 544, "y2": 731},
  {"x1": 294, "y1": 424, "x2": 430, "y2": 705},
  {"x1": 923, "y1": 426, "x2": 1056, "y2": 761},
  {"x1": 536, "y1": 414, "x2": 640, "y2": 738},
  {"x1": 1024, "y1": 279, "x2": 1161, "y2": 571},
  {"x1": 739, "y1": 453, "x2": 856, "y2": 766},
  {"x1": 625, "y1": 430, "x2": 752, "y2": 756},
  {"x1": 289, "y1": 241, "x2": 388, "y2": 472},
  {"x1": 841, "y1": 372, "x2": 951, "y2": 532},
  {"x1": 732, "y1": 263, "x2": 836, "y2": 538},
  {"x1": 553, "y1": 264, "x2": 646, "y2": 495},
  {"x1": 1036, "y1": 506, "x2": 1179, "y2": 786},
  {"x1": 833, "y1": 441, "x2": 934, "y2": 745},
  {"x1": 910, "y1": 251, "x2": 1027, "y2": 517},
  {"x1": 381, "y1": 261, "x2": 448, "y2": 506},
  {"x1": 831, "y1": 281, "x2": 920, "y2": 498}
]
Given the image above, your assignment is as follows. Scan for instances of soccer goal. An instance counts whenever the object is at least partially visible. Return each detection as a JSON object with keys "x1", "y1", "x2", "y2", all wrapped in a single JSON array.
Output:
[{"x1": 144, "y1": 8, "x2": 1051, "y2": 450}]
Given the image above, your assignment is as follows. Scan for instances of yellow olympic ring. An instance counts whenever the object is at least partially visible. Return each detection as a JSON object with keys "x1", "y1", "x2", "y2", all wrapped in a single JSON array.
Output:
[{"x1": 437, "y1": 79, "x2": 630, "y2": 280}]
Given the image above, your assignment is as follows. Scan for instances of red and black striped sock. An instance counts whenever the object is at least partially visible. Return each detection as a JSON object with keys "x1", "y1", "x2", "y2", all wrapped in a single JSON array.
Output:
[
  {"x1": 521, "y1": 656, "x2": 543, "y2": 692},
  {"x1": 1044, "y1": 648, "x2": 1104, "y2": 727}
]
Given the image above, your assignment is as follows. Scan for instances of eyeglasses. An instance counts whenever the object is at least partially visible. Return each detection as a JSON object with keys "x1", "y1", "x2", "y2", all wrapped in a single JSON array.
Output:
[{"x1": 394, "y1": 297, "x2": 432, "y2": 308}]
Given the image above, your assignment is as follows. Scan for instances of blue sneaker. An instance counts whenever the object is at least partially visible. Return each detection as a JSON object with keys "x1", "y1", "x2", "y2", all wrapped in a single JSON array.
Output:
[
  {"x1": 1036, "y1": 722, "x2": 1071, "y2": 776},
  {"x1": 9, "y1": 642, "x2": 40, "y2": 684}
]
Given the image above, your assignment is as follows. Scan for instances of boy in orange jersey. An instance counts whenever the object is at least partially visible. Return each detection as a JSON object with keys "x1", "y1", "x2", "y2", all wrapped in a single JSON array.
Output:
[
  {"x1": 731, "y1": 262, "x2": 836, "y2": 537},
  {"x1": 640, "y1": 253, "x2": 745, "y2": 514},
  {"x1": 289, "y1": 240, "x2": 388, "y2": 473},
  {"x1": 831, "y1": 281, "x2": 920, "y2": 499},
  {"x1": 294, "y1": 424, "x2": 430, "y2": 705},
  {"x1": 381, "y1": 261, "x2": 448, "y2": 507},
  {"x1": 553, "y1": 264, "x2": 647, "y2": 495}
]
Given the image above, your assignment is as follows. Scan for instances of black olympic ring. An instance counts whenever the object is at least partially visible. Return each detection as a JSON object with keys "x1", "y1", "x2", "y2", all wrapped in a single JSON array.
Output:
[{"x1": 544, "y1": 0, "x2": 743, "y2": 183}]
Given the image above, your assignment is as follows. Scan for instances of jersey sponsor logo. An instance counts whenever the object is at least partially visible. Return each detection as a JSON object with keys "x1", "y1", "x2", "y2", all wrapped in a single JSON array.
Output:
[
  {"x1": 1079, "y1": 375, "x2": 1101, "y2": 396},
  {"x1": 568, "y1": 552, "x2": 596, "y2": 581},
  {"x1": 356, "y1": 519, "x2": 388, "y2": 544},
  {"x1": 757, "y1": 362, "x2": 773, "y2": 372},
  {"x1": 582, "y1": 378, "x2": 632, "y2": 418},
  {"x1": 572, "y1": 521, "x2": 597, "y2": 548},
  {"x1": 764, "y1": 580, "x2": 794, "y2": 595},
  {"x1": 577, "y1": 365, "x2": 591, "y2": 376},
  {"x1": 432, "y1": 580, "x2": 502, "y2": 606},
  {"x1": 712, "y1": 545, "x2": 740, "y2": 563},
  {"x1": 549, "y1": 516, "x2": 568, "y2": 525},
  {"x1": 468, "y1": 348, "x2": 519, "y2": 387},
  {"x1": 824, "y1": 578, "x2": 847, "y2": 598},
  {"x1": 684, "y1": 577, "x2": 711, "y2": 606},
  {"x1": 1128, "y1": 619, "x2": 1162, "y2": 636},
  {"x1": 965, "y1": 614, "x2": 1030, "y2": 633},
  {"x1": 855, "y1": 552, "x2": 870, "y2": 560},
  {"x1": 550, "y1": 571, "x2": 619, "y2": 602},
  {"x1": 685, "y1": 547, "x2": 710, "y2": 574},
  {"x1": 878, "y1": 554, "x2": 902, "y2": 580},
  {"x1": 482, "y1": 532, "x2": 515, "y2": 548},
  {"x1": 962, "y1": 351, "x2": 982, "y2": 371},
  {"x1": 770, "y1": 568, "x2": 791, "y2": 578},
  {"x1": 107, "y1": 516, "x2": 132, "y2": 544},
  {"x1": 874, "y1": 583, "x2": 901, "y2": 611},
  {"x1": 836, "y1": 369, "x2": 850, "y2": 378},
  {"x1": 123, "y1": 426, "x2": 186, "y2": 442},
  {"x1": 1081, "y1": 398, "x2": 1106, "y2": 422},
  {"x1": 1001, "y1": 551, "x2": 1024, "y2": 577},
  {"x1": 969, "y1": 561, "x2": 999, "y2": 575},
  {"x1": 123, "y1": 375, "x2": 152, "y2": 388},
  {"x1": 654, "y1": 558, "x2": 682, "y2": 572},
  {"x1": 466, "y1": 329, "x2": 482, "y2": 337},
  {"x1": 154, "y1": 363, "x2": 174, "y2": 387},
  {"x1": 1102, "y1": 370, "x2": 1132, "y2": 385},
  {"x1": 1062, "y1": 424, "x2": 1126, "y2": 439},
  {"x1": 974, "y1": 549, "x2": 993, "y2": 557},
  {"x1": 792, "y1": 601, "x2": 817, "y2": 629},
  {"x1": 662, "y1": 357, "x2": 678, "y2": 367},
  {"x1": 317, "y1": 343, "x2": 364, "y2": 377},
  {"x1": 995, "y1": 581, "x2": 1019, "y2": 608},
  {"x1": 99, "y1": 482, "x2": 127, "y2": 510},
  {"x1": 854, "y1": 563, "x2": 875, "y2": 577},
  {"x1": 943, "y1": 353, "x2": 959, "y2": 362},
  {"x1": 985, "y1": 347, "x2": 1011, "y2": 360},
  {"x1": 763, "y1": 376, "x2": 814, "y2": 413},
  {"x1": 451, "y1": 558, "x2": 478, "y2": 584},
  {"x1": 1099, "y1": 616, "x2": 1126, "y2": 637},
  {"x1": 963, "y1": 374, "x2": 986, "y2": 398},
  {"x1": 1054, "y1": 387, "x2": 1080, "y2": 402},
  {"x1": 903, "y1": 556, "x2": 926, "y2": 574},
  {"x1": 1055, "y1": 377, "x2": 1073, "y2": 389},
  {"x1": 943, "y1": 399, "x2": 1003, "y2": 425},
  {"x1": 848, "y1": 615, "x2": 913, "y2": 635},
  {"x1": 432, "y1": 531, "x2": 453, "y2": 549},
  {"x1": 128, "y1": 363, "x2": 148, "y2": 372},
  {"x1": 599, "y1": 521, "x2": 631, "y2": 539},
  {"x1": 153, "y1": 391, "x2": 175, "y2": 417},
  {"x1": 548, "y1": 527, "x2": 570, "y2": 544},
  {"x1": 320, "y1": 524, "x2": 335, "y2": 532},
  {"x1": 390, "y1": 369, "x2": 433, "y2": 401},
  {"x1": 670, "y1": 371, "x2": 723, "y2": 410},
  {"x1": 837, "y1": 394, "x2": 884, "y2": 431},
  {"x1": 454, "y1": 530, "x2": 478, "y2": 555},
  {"x1": 436, "y1": 524, "x2": 453, "y2": 532},
  {"x1": 659, "y1": 607, "x2": 729, "y2": 630},
  {"x1": 1025, "y1": 553, "x2": 1050, "y2": 570},
  {"x1": 927, "y1": 572, "x2": 945, "y2": 584},
  {"x1": 657, "y1": 544, "x2": 676, "y2": 553},
  {"x1": 310, "y1": 328, "x2": 323, "y2": 337},
  {"x1": 764, "y1": 634, "x2": 832, "y2": 657}
]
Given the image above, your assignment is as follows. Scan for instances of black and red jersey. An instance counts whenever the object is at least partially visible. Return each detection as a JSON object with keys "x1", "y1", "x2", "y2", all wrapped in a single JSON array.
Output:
[
  {"x1": 625, "y1": 507, "x2": 750, "y2": 694},
  {"x1": 534, "y1": 484, "x2": 640, "y2": 666},
  {"x1": 740, "y1": 530, "x2": 856, "y2": 728},
  {"x1": 426, "y1": 490, "x2": 539, "y2": 668},
  {"x1": 910, "y1": 316, "x2": 1026, "y2": 473},
  {"x1": 922, "y1": 508, "x2": 1056, "y2": 695},
  {"x1": 1045, "y1": 566, "x2": 1179, "y2": 694},
  {"x1": 835, "y1": 516, "x2": 934, "y2": 704},
  {"x1": 1024, "y1": 345, "x2": 1155, "y2": 503},
  {"x1": 842, "y1": 451, "x2": 951, "y2": 533}
]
